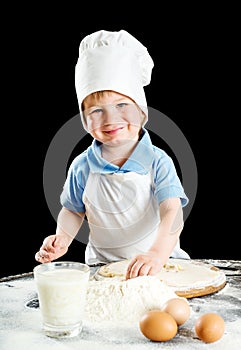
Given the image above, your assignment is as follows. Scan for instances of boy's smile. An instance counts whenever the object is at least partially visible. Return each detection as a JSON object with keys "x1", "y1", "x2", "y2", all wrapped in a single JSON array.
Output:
[{"x1": 103, "y1": 126, "x2": 125, "y2": 135}]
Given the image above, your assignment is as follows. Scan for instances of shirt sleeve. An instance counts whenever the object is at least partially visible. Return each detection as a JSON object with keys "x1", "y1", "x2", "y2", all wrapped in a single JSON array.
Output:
[
  {"x1": 60, "y1": 152, "x2": 89, "y2": 212},
  {"x1": 152, "y1": 148, "x2": 189, "y2": 207}
]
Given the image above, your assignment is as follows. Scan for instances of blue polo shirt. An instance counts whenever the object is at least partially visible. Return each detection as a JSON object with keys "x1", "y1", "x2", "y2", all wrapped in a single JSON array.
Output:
[{"x1": 60, "y1": 128, "x2": 189, "y2": 212}]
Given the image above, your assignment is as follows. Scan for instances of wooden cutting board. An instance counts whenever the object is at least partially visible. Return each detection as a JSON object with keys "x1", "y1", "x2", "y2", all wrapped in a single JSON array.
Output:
[{"x1": 95, "y1": 258, "x2": 227, "y2": 298}]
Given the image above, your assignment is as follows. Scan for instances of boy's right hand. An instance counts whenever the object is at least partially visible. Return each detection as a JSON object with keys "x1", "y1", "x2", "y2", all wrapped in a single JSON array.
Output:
[{"x1": 35, "y1": 234, "x2": 69, "y2": 263}]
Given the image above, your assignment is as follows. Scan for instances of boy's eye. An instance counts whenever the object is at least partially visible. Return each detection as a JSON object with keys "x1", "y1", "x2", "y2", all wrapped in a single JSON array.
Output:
[
  {"x1": 85, "y1": 102, "x2": 130, "y2": 118},
  {"x1": 116, "y1": 103, "x2": 128, "y2": 108},
  {"x1": 89, "y1": 108, "x2": 103, "y2": 115}
]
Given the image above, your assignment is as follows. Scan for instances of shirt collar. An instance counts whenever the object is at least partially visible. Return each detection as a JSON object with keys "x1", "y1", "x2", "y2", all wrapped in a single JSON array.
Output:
[{"x1": 87, "y1": 128, "x2": 156, "y2": 174}]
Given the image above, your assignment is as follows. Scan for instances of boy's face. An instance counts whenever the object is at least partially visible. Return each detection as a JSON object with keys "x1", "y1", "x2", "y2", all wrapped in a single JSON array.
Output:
[{"x1": 83, "y1": 91, "x2": 145, "y2": 145}]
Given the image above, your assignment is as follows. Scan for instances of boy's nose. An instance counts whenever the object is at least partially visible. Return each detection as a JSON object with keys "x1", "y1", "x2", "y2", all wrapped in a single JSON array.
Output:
[{"x1": 103, "y1": 105, "x2": 122, "y2": 124}]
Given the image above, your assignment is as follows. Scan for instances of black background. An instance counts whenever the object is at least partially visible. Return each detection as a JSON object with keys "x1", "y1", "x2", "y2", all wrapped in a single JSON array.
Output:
[{"x1": 2, "y1": 8, "x2": 239, "y2": 278}]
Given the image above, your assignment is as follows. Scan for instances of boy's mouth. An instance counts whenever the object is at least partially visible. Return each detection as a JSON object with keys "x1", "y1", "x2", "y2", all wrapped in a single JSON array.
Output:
[{"x1": 104, "y1": 126, "x2": 125, "y2": 135}]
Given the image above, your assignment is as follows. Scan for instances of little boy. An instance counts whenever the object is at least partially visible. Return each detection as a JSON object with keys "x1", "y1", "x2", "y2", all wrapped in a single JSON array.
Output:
[{"x1": 35, "y1": 30, "x2": 190, "y2": 279}]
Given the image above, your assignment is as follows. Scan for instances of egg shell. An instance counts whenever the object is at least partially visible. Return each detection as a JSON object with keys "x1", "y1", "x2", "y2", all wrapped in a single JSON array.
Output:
[
  {"x1": 195, "y1": 313, "x2": 225, "y2": 343},
  {"x1": 139, "y1": 310, "x2": 178, "y2": 342},
  {"x1": 161, "y1": 297, "x2": 191, "y2": 326}
]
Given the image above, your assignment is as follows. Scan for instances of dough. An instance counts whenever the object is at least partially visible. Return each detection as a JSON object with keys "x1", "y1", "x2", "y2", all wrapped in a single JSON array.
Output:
[
  {"x1": 96, "y1": 258, "x2": 226, "y2": 298},
  {"x1": 98, "y1": 259, "x2": 183, "y2": 278}
]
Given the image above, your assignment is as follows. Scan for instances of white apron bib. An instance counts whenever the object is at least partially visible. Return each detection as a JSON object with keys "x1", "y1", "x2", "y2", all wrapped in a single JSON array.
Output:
[{"x1": 83, "y1": 171, "x2": 189, "y2": 264}]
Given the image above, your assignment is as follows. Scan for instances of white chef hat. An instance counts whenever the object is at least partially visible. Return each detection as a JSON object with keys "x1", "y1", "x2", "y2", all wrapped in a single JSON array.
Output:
[{"x1": 75, "y1": 29, "x2": 154, "y2": 131}]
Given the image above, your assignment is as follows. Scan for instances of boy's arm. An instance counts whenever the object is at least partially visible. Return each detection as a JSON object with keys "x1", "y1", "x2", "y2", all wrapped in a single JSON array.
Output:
[
  {"x1": 56, "y1": 207, "x2": 85, "y2": 242},
  {"x1": 126, "y1": 197, "x2": 183, "y2": 279},
  {"x1": 35, "y1": 207, "x2": 85, "y2": 263}
]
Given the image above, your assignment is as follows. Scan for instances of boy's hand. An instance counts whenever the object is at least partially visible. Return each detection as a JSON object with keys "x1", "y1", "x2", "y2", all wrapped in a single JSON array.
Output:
[
  {"x1": 125, "y1": 252, "x2": 164, "y2": 280},
  {"x1": 35, "y1": 235, "x2": 68, "y2": 263}
]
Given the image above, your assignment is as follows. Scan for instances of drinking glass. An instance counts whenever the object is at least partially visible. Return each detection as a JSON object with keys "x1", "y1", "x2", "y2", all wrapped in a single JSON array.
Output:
[{"x1": 34, "y1": 261, "x2": 90, "y2": 338}]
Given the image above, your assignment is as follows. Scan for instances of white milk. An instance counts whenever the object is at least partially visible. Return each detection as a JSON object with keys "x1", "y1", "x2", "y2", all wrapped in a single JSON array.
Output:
[{"x1": 36, "y1": 268, "x2": 89, "y2": 326}]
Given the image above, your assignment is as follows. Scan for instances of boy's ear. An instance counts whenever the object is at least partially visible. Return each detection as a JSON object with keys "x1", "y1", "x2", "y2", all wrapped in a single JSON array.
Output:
[{"x1": 140, "y1": 109, "x2": 148, "y2": 126}]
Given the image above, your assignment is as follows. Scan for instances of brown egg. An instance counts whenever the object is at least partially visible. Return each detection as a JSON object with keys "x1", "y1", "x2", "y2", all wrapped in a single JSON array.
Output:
[
  {"x1": 139, "y1": 310, "x2": 178, "y2": 342},
  {"x1": 161, "y1": 297, "x2": 191, "y2": 326},
  {"x1": 195, "y1": 313, "x2": 225, "y2": 343}
]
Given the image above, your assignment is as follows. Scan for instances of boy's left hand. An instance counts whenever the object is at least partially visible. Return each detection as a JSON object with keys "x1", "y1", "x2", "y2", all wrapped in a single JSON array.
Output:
[{"x1": 125, "y1": 252, "x2": 164, "y2": 280}]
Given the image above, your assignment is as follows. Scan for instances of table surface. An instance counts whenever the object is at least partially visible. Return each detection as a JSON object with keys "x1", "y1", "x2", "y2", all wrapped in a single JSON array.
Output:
[{"x1": 1, "y1": 259, "x2": 241, "y2": 350}]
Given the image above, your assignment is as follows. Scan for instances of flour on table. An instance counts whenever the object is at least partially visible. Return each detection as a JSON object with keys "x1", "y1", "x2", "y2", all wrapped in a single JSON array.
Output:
[{"x1": 85, "y1": 275, "x2": 179, "y2": 323}]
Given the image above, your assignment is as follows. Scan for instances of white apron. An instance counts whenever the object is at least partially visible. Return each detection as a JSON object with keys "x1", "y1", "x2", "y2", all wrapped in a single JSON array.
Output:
[{"x1": 83, "y1": 171, "x2": 189, "y2": 265}]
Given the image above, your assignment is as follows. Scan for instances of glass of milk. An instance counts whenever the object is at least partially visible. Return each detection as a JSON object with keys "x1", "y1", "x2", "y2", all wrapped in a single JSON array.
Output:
[{"x1": 33, "y1": 261, "x2": 90, "y2": 338}]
